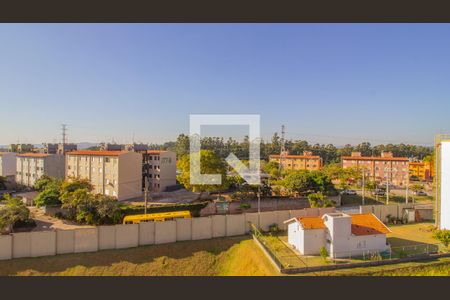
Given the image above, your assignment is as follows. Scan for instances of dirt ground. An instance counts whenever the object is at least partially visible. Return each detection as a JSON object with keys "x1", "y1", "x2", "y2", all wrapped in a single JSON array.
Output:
[{"x1": 29, "y1": 207, "x2": 94, "y2": 231}]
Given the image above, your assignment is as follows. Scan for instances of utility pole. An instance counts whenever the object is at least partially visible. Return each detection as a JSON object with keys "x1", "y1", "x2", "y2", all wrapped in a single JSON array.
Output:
[
  {"x1": 61, "y1": 124, "x2": 67, "y2": 154},
  {"x1": 144, "y1": 176, "x2": 149, "y2": 214},
  {"x1": 278, "y1": 125, "x2": 286, "y2": 173},
  {"x1": 362, "y1": 167, "x2": 365, "y2": 205},
  {"x1": 405, "y1": 170, "x2": 409, "y2": 204}
]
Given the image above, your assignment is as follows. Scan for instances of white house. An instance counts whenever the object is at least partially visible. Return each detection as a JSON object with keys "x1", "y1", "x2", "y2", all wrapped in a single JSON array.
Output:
[{"x1": 285, "y1": 213, "x2": 391, "y2": 258}]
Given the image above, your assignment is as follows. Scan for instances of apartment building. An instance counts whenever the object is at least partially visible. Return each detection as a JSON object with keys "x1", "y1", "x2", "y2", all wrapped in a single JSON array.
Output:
[
  {"x1": 124, "y1": 143, "x2": 148, "y2": 153},
  {"x1": 42, "y1": 143, "x2": 77, "y2": 154},
  {"x1": 99, "y1": 143, "x2": 124, "y2": 151},
  {"x1": 9, "y1": 144, "x2": 34, "y2": 153},
  {"x1": 65, "y1": 150, "x2": 142, "y2": 201},
  {"x1": 269, "y1": 151, "x2": 322, "y2": 171},
  {"x1": 342, "y1": 151, "x2": 409, "y2": 186},
  {"x1": 0, "y1": 152, "x2": 17, "y2": 181},
  {"x1": 16, "y1": 153, "x2": 65, "y2": 187},
  {"x1": 409, "y1": 161, "x2": 433, "y2": 182},
  {"x1": 142, "y1": 150, "x2": 177, "y2": 192}
]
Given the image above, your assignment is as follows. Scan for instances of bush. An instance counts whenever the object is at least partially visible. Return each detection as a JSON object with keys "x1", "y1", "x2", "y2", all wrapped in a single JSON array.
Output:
[
  {"x1": 237, "y1": 203, "x2": 251, "y2": 210},
  {"x1": 433, "y1": 229, "x2": 450, "y2": 247},
  {"x1": 268, "y1": 223, "x2": 279, "y2": 233},
  {"x1": 320, "y1": 246, "x2": 328, "y2": 262},
  {"x1": 307, "y1": 192, "x2": 334, "y2": 208}
]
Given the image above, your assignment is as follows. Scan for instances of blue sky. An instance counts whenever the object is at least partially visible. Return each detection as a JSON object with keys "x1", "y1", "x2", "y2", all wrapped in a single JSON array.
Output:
[{"x1": 1, "y1": 24, "x2": 449, "y2": 146}]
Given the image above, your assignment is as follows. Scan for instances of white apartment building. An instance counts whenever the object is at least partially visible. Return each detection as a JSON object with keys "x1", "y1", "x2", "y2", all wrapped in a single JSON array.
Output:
[
  {"x1": 16, "y1": 153, "x2": 65, "y2": 187},
  {"x1": 0, "y1": 152, "x2": 17, "y2": 181},
  {"x1": 65, "y1": 150, "x2": 142, "y2": 201},
  {"x1": 142, "y1": 150, "x2": 177, "y2": 192}
]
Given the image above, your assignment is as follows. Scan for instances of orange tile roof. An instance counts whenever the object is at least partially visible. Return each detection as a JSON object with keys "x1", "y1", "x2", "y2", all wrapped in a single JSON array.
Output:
[
  {"x1": 342, "y1": 156, "x2": 409, "y2": 162},
  {"x1": 147, "y1": 150, "x2": 166, "y2": 155},
  {"x1": 351, "y1": 214, "x2": 391, "y2": 236},
  {"x1": 297, "y1": 216, "x2": 326, "y2": 229},
  {"x1": 67, "y1": 150, "x2": 128, "y2": 157},
  {"x1": 297, "y1": 213, "x2": 390, "y2": 236},
  {"x1": 270, "y1": 154, "x2": 321, "y2": 159},
  {"x1": 17, "y1": 153, "x2": 52, "y2": 158}
]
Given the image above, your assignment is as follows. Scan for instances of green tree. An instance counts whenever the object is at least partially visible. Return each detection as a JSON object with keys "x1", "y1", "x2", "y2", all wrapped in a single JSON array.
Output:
[
  {"x1": 60, "y1": 177, "x2": 93, "y2": 203},
  {"x1": 307, "y1": 192, "x2": 334, "y2": 208},
  {"x1": 34, "y1": 177, "x2": 63, "y2": 207},
  {"x1": 365, "y1": 180, "x2": 377, "y2": 193},
  {"x1": 433, "y1": 229, "x2": 450, "y2": 247},
  {"x1": 177, "y1": 150, "x2": 229, "y2": 198},
  {"x1": 34, "y1": 174, "x2": 54, "y2": 191},
  {"x1": 0, "y1": 194, "x2": 30, "y2": 233},
  {"x1": 262, "y1": 161, "x2": 281, "y2": 179}
]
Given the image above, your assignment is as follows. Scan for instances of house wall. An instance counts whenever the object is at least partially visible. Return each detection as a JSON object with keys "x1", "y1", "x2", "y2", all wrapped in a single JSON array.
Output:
[
  {"x1": 303, "y1": 228, "x2": 326, "y2": 255},
  {"x1": 332, "y1": 234, "x2": 389, "y2": 258},
  {"x1": 118, "y1": 152, "x2": 143, "y2": 200},
  {"x1": 0, "y1": 152, "x2": 16, "y2": 177}
]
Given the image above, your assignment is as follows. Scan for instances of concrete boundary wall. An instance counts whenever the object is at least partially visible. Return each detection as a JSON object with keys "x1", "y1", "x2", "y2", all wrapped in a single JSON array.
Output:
[
  {"x1": 74, "y1": 228, "x2": 98, "y2": 253},
  {"x1": 192, "y1": 217, "x2": 212, "y2": 240},
  {"x1": 0, "y1": 235, "x2": 12, "y2": 260},
  {"x1": 138, "y1": 222, "x2": 155, "y2": 246},
  {"x1": 115, "y1": 224, "x2": 139, "y2": 249},
  {"x1": 226, "y1": 214, "x2": 246, "y2": 236},
  {"x1": 30, "y1": 231, "x2": 56, "y2": 257},
  {"x1": 176, "y1": 218, "x2": 193, "y2": 241},
  {"x1": 211, "y1": 215, "x2": 226, "y2": 237},
  {"x1": 12, "y1": 232, "x2": 31, "y2": 258},
  {"x1": 98, "y1": 226, "x2": 116, "y2": 250},
  {"x1": 56, "y1": 230, "x2": 75, "y2": 254},
  {"x1": 155, "y1": 221, "x2": 176, "y2": 244},
  {"x1": 0, "y1": 204, "x2": 421, "y2": 261}
]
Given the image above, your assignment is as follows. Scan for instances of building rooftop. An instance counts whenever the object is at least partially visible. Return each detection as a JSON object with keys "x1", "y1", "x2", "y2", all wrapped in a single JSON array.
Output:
[
  {"x1": 269, "y1": 154, "x2": 321, "y2": 159},
  {"x1": 297, "y1": 213, "x2": 391, "y2": 236},
  {"x1": 67, "y1": 150, "x2": 129, "y2": 157},
  {"x1": 17, "y1": 153, "x2": 52, "y2": 158},
  {"x1": 147, "y1": 150, "x2": 167, "y2": 155},
  {"x1": 341, "y1": 156, "x2": 409, "y2": 162},
  {"x1": 297, "y1": 216, "x2": 327, "y2": 229}
]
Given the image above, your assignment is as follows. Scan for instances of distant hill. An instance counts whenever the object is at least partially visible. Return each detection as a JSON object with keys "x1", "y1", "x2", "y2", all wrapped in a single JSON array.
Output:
[{"x1": 77, "y1": 142, "x2": 100, "y2": 150}]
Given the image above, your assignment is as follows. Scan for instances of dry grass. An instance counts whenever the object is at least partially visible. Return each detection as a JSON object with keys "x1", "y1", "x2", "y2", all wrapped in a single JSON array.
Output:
[{"x1": 0, "y1": 236, "x2": 278, "y2": 276}]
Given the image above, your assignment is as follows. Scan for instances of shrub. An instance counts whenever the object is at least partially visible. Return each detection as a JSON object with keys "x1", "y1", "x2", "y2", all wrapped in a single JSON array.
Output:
[
  {"x1": 320, "y1": 246, "x2": 328, "y2": 262},
  {"x1": 268, "y1": 223, "x2": 279, "y2": 233},
  {"x1": 433, "y1": 229, "x2": 450, "y2": 247},
  {"x1": 237, "y1": 203, "x2": 251, "y2": 210}
]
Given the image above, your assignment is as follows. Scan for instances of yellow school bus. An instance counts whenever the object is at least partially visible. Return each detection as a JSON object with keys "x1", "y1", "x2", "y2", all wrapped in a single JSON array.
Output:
[{"x1": 122, "y1": 210, "x2": 191, "y2": 224}]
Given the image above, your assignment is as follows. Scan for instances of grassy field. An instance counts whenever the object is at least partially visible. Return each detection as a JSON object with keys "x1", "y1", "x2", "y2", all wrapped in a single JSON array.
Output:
[
  {"x1": 297, "y1": 256, "x2": 450, "y2": 276},
  {"x1": 341, "y1": 194, "x2": 433, "y2": 206},
  {"x1": 0, "y1": 236, "x2": 279, "y2": 276}
]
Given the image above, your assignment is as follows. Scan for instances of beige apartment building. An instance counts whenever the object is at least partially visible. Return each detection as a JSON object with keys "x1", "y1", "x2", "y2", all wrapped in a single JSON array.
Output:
[
  {"x1": 341, "y1": 151, "x2": 409, "y2": 186},
  {"x1": 142, "y1": 150, "x2": 177, "y2": 192},
  {"x1": 16, "y1": 153, "x2": 65, "y2": 187},
  {"x1": 269, "y1": 151, "x2": 323, "y2": 171},
  {"x1": 65, "y1": 150, "x2": 142, "y2": 201},
  {"x1": 0, "y1": 152, "x2": 17, "y2": 182}
]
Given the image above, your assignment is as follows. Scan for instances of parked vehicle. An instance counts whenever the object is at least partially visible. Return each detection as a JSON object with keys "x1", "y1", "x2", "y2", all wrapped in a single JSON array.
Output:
[
  {"x1": 372, "y1": 189, "x2": 386, "y2": 196},
  {"x1": 341, "y1": 189, "x2": 357, "y2": 195},
  {"x1": 414, "y1": 190, "x2": 427, "y2": 196},
  {"x1": 123, "y1": 210, "x2": 191, "y2": 224}
]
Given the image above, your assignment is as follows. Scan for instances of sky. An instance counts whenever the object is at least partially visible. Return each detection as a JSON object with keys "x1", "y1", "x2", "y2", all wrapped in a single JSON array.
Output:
[{"x1": 1, "y1": 24, "x2": 449, "y2": 146}]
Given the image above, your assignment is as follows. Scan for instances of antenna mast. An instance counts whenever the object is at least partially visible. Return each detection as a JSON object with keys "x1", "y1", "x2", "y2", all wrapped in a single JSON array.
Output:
[{"x1": 61, "y1": 124, "x2": 67, "y2": 154}]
